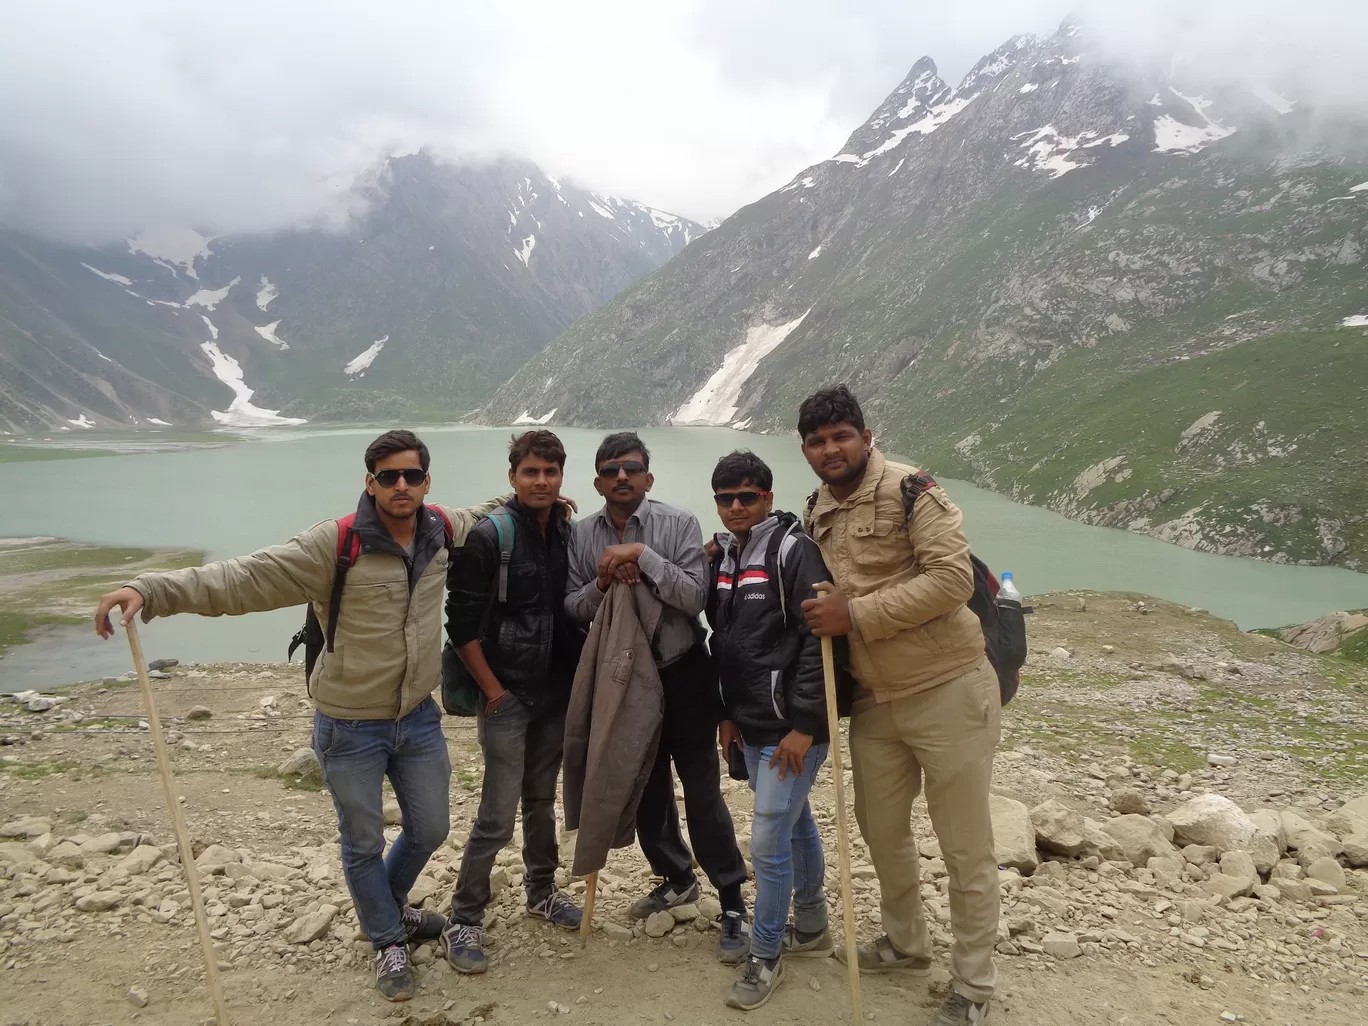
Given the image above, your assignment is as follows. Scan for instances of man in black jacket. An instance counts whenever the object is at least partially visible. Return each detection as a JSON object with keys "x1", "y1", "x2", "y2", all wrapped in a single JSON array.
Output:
[
  {"x1": 441, "y1": 430, "x2": 584, "y2": 975},
  {"x1": 706, "y1": 451, "x2": 833, "y2": 1011}
]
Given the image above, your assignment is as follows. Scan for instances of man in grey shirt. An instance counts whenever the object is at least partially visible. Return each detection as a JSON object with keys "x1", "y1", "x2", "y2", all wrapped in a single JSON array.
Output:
[{"x1": 566, "y1": 432, "x2": 750, "y2": 964}]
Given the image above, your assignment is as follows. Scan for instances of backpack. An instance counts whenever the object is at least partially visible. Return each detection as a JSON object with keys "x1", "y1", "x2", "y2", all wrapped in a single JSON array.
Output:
[
  {"x1": 803, "y1": 475, "x2": 1029, "y2": 706},
  {"x1": 287, "y1": 507, "x2": 455, "y2": 691},
  {"x1": 440, "y1": 510, "x2": 516, "y2": 717}
]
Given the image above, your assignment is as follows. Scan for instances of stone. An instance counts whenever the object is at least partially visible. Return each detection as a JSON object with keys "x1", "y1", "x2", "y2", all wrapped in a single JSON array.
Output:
[
  {"x1": 383, "y1": 800, "x2": 403, "y2": 826},
  {"x1": 1334, "y1": 793, "x2": 1368, "y2": 822},
  {"x1": 1030, "y1": 799, "x2": 1086, "y2": 858},
  {"x1": 196, "y1": 844, "x2": 241, "y2": 870},
  {"x1": 1280, "y1": 812, "x2": 1341, "y2": 855},
  {"x1": 127, "y1": 987, "x2": 149, "y2": 1008},
  {"x1": 1239, "y1": 832, "x2": 1280, "y2": 876},
  {"x1": 1342, "y1": 834, "x2": 1368, "y2": 868},
  {"x1": 1048, "y1": 647, "x2": 1071, "y2": 660},
  {"x1": 408, "y1": 876, "x2": 439, "y2": 908},
  {"x1": 1203, "y1": 851, "x2": 1257, "y2": 898},
  {"x1": 1167, "y1": 795, "x2": 1256, "y2": 851},
  {"x1": 1080, "y1": 819, "x2": 1126, "y2": 862},
  {"x1": 0, "y1": 816, "x2": 53, "y2": 839},
  {"x1": 81, "y1": 832, "x2": 124, "y2": 855},
  {"x1": 1041, "y1": 932, "x2": 1081, "y2": 959},
  {"x1": 697, "y1": 896, "x2": 722, "y2": 921},
  {"x1": 1325, "y1": 808, "x2": 1368, "y2": 840},
  {"x1": 1101, "y1": 815, "x2": 1173, "y2": 866},
  {"x1": 1206, "y1": 755, "x2": 1237, "y2": 767},
  {"x1": 1147, "y1": 855, "x2": 1185, "y2": 883},
  {"x1": 1307, "y1": 879, "x2": 1339, "y2": 897},
  {"x1": 1305, "y1": 856, "x2": 1346, "y2": 891},
  {"x1": 603, "y1": 921, "x2": 633, "y2": 941},
  {"x1": 1181, "y1": 844, "x2": 1217, "y2": 866},
  {"x1": 1108, "y1": 788, "x2": 1151, "y2": 816},
  {"x1": 118, "y1": 845, "x2": 163, "y2": 876},
  {"x1": 75, "y1": 891, "x2": 124, "y2": 912},
  {"x1": 284, "y1": 904, "x2": 338, "y2": 943},
  {"x1": 1275, "y1": 879, "x2": 1313, "y2": 902},
  {"x1": 668, "y1": 903, "x2": 698, "y2": 923},
  {"x1": 645, "y1": 910, "x2": 675, "y2": 938},
  {"x1": 147, "y1": 658, "x2": 179, "y2": 671},
  {"x1": 47, "y1": 841, "x2": 85, "y2": 868},
  {"x1": 1251, "y1": 884, "x2": 1281, "y2": 901},
  {"x1": 277, "y1": 748, "x2": 322, "y2": 781},
  {"x1": 186, "y1": 706, "x2": 213, "y2": 721},
  {"x1": 989, "y1": 795, "x2": 1038, "y2": 874}
]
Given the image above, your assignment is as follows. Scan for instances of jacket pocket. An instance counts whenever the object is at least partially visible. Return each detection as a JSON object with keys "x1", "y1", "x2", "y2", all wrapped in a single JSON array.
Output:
[{"x1": 852, "y1": 517, "x2": 907, "y2": 575}]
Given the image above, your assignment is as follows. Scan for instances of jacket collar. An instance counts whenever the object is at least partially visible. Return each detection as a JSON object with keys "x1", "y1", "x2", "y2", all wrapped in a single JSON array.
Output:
[
  {"x1": 505, "y1": 496, "x2": 570, "y2": 541},
  {"x1": 811, "y1": 448, "x2": 886, "y2": 521},
  {"x1": 720, "y1": 510, "x2": 799, "y2": 566},
  {"x1": 591, "y1": 497, "x2": 653, "y2": 532},
  {"x1": 352, "y1": 491, "x2": 445, "y2": 554}
]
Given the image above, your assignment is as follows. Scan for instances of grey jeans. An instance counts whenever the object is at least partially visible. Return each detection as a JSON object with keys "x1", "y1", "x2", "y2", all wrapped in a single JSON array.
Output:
[{"x1": 450, "y1": 691, "x2": 565, "y2": 925}]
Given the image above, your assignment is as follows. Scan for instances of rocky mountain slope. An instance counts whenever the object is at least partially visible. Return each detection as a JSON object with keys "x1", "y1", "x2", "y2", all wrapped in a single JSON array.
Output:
[
  {"x1": 0, "y1": 153, "x2": 703, "y2": 430},
  {"x1": 484, "y1": 19, "x2": 1368, "y2": 570}
]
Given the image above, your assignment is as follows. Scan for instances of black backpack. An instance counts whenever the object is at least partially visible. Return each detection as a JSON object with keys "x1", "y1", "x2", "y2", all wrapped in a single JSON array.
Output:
[
  {"x1": 440, "y1": 510, "x2": 516, "y2": 717},
  {"x1": 804, "y1": 475, "x2": 1028, "y2": 705}
]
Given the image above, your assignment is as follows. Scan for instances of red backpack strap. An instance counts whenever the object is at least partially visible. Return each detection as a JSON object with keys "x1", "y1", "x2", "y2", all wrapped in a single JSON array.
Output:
[
  {"x1": 325, "y1": 514, "x2": 361, "y2": 655},
  {"x1": 334, "y1": 512, "x2": 361, "y2": 562},
  {"x1": 431, "y1": 506, "x2": 455, "y2": 544}
]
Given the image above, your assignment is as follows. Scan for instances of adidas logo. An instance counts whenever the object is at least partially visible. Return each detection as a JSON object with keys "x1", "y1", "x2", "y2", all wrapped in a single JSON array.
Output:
[{"x1": 743, "y1": 592, "x2": 766, "y2": 600}]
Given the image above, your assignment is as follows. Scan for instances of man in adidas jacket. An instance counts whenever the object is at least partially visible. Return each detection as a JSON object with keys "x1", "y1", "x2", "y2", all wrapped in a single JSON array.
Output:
[
  {"x1": 705, "y1": 450, "x2": 833, "y2": 1012},
  {"x1": 93, "y1": 429, "x2": 506, "y2": 1004}
]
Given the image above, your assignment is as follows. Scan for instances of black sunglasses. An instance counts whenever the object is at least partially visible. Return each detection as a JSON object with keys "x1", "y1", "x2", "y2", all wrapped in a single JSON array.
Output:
[
  {"x1": 714, "y1": 491, "x2": 766, "y2": 507},
  {"x1": 598, "y1": 460, "x2": 647, "y2": 478},
  {"x1": 371, "y1": 468, "x2": 427, "y2": 488}
]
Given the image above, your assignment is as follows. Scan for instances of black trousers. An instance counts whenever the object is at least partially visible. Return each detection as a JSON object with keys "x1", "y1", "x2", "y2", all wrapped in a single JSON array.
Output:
[{"x1": 635, "y1": 646, "x2": 748, "y2": 901}]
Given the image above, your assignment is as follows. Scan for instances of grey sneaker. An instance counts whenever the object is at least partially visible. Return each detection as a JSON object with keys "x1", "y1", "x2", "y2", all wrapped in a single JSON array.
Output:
[
  {"x1": 401, "y1": 904, "x2": 447, "y2": 943},
  {"x1": 834, "y1": 934, "x2": 932, "y2": 974},
  {"x1": 717, "y1": 909, "x2": 751, "y2": 965},
  {"x1": 440, "y1": 923, "x2": 487, "y2": 974},
  {"x1": 931, "y1": 993, "x2": 990, "y2": 1025},
  {"x1": 375, "y1": 944, "x2": 414, "y2": 1002},
  {"x1": 527, "y1": 890, "x2": 582, "y2": 930},
  {"x1": 630, "y1": 878, "x2": 701, "y2": 919},
  {"x1": 781, "y1": 923, "x2": 834, "y2": 958},
  {"x1": 725, "y1": 954, "x2": 785, "y2": 1010}
]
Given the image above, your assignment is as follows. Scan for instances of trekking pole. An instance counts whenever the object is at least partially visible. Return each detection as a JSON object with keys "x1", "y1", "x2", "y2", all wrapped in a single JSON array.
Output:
[
  {"x1": 580, "y1": 871, "x2": 597, "y2": 948},
  {"x1": 126, "y1": 620, "x2": 231, "y2": 1025},
  {"x1": 817, "y1": 589, "x2": 863, "y2": 1023}
]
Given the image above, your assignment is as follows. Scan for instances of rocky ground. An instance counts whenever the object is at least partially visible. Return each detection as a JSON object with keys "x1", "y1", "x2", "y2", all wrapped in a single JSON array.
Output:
[{"x1": 1, "y1": 592, "x2": 1366, "y2": 1026}]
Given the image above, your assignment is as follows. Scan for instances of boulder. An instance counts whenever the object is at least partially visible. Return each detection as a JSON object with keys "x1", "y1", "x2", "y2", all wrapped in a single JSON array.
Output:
[
  {"x1": 1030, "y1": 800, "x2": 1086, "y2": 858},
  {"x1": 1248, "y1": 810, "x2": 1287, "y2": 852},
  {"x1": 0, "y1": 816, "x2": 53, "y2": 839},
  {"x1": 1202, "y1": 851, "x2": 1258, "y2": 899},
  {"x1": 1080, "y1": 819, "x2": 1126, "y2": 862},
  {"x1": 276, "y1": 748, "x2": 322, "y2": 782},
  {"x1": 47, "y1": 841, "x2": 85, "y2": 868},
  {"x1": 75, "y1": 891, "x2": 124, "y2": 912},
  {"x1": 1279, "y1": 812, "x2": 1340, "y2": 855},
  {"x1": 644, "y1": 910, "x2": 675, "y2": 938},
  {"x1": 1041, "y1": 932, "x2": 1081, "y2": 959},
  {"x1": 1296, "y1": 844, "x2": 1339, "y2": 871},
  {"x1": 383, "y1": 801, "x2": 403, "y2": 826},
  {"x1": 1336, "y1": 794, "x2": 1368, "y2": 821},
  {"x1": 989, "y1": 795, "x2": 1039, "y2": 874},
  {"x1": 1305, "y1": 856, "x2": 1347, "y2": 891},
  {"x1": 118, "y1": 845, "x2": 163, "y2": 876},
  {"x1": 284, "y1": 904, "x2": 338, "y2": 944},
  {"x1": 697, "y1": 896, "x2": 722, "y2": 921},
  {"x1": 1101, "y1": 815, "x2": 1174, "y2": 866},
  {"x1": 186, "y1": 706, "x2": 213, "y2": 721},
  {"x1": 669, "y1": 903, "x2": 699, "y2": 923},
  {"x1": 1342, "y1": 834, "x2": 1368, "y2": 868},
  {"x1": 81, "y1": 832, "x2": 124, "y2": 855},
  {"x1": 1324, "y1": 808, "x2": 1368, "y2": 841},
  {"x1": 195, "y1": 844, "x2": 241, "y2": 870},
  {"x1": 1239, "y1": 831, "x2": 1280, "y2": 876},
  {"x1": 1181, "y1": 844, "x2": 1218, "y2": 866},
  {"x1": 1275, "y1": 879, "x2": 1313, "y2": 902},
  {"x1": 1167, "y1": 795, "x2": 1256, "y2": 851},
  {"x1": 1108, "y1": 788, "x2": 1151, "y2": 816}
]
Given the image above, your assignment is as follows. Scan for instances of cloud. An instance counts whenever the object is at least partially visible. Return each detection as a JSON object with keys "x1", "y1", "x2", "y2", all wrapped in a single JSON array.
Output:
[{"x1": 1, "y1": 1, "x2": 1364, "y2": 242}]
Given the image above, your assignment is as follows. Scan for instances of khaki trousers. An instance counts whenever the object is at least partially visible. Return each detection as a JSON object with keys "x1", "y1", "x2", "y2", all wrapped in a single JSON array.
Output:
[{"x1": 850, "y1": 658, "x2": 1002, "y2": 1003}]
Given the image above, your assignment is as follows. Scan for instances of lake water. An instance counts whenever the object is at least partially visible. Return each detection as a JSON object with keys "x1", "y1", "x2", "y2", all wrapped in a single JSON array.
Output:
[{"x1": 3, "y1": 424, "x2": 1368, "y2": 692}]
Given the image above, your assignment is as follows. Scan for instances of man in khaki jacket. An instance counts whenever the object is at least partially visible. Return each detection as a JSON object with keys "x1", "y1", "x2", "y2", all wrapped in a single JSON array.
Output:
[
  {"x1": 93, "y1": 429, "x2": 505, "y2": 1004},
  {"x1": 797, "y1": 386, "x2": 1000, "y2": 1026}
]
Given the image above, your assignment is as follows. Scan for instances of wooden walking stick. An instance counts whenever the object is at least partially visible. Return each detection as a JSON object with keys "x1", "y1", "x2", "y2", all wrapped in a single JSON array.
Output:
[
  {"x1": 819, "y1": 613, "x2": 864, "y2": 1023},
  {"x1": 126, "y1": 620, "x2": 231, "y2": 1026},
  {"x1": 580, "y1": 871, "x2": 597, "y2": 948}
]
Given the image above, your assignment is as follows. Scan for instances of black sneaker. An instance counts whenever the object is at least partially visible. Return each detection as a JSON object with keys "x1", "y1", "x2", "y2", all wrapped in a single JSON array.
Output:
[
  {"x1": 629, "y1": 878, "x2": 701, "y2": 920},
  {"x1": 401, "y1": 904, "x2": 447, "y2": 942},
  {"x1": 725, "y1": 954, "x2": 784, "y2": 1010},
  {"x1": 440, "y1": 922, "x2": 487, "y2": 974},
  {"x1": 717, "y1": 909, "x2": 751, "y2": 965},
  {"x1": 527, "y1": 890, "x2": 582, "y2": 930},
  {"x1": 930, "y1": 993, "x2": 990, "y2": 1025},
  {"x1": 375, "y1": 944, "x2": 414, "y2": 1002}
]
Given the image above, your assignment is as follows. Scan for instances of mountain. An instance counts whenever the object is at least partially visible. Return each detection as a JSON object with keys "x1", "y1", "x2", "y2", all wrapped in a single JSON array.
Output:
[
  {"x1": 0, "y1": 152, "x2": 704, "y2": 431},
  {"x1": 483, "y1": 19, "x2": 1368, "y2": 570}
]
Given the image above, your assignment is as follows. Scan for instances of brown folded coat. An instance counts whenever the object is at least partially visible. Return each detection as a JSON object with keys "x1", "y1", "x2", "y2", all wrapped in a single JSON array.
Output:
[{"x1": 562, "y1": 581, "x2": 665, "y2": 877}]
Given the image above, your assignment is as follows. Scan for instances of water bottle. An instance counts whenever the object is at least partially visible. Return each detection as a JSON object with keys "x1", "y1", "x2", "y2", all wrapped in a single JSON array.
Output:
[{"x1": 998, "y1": 571, "x2": 1022, "y2": 604}]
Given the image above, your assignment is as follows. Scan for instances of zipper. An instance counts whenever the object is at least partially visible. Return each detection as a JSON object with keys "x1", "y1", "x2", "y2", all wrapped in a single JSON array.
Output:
[{"x1": 770, "y1": 669, "x2": 783, "y2": 720}]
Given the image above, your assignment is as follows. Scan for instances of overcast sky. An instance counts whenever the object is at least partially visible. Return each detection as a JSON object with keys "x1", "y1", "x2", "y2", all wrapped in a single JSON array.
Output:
[{"x1": 0, "y1": 1, "x2": 1363, "y2": 241}]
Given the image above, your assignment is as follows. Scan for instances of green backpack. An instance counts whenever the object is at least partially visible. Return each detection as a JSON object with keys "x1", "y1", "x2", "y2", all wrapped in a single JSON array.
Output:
[{"x1": 440, "y1": 511, "x2": 516, "y2": 716}]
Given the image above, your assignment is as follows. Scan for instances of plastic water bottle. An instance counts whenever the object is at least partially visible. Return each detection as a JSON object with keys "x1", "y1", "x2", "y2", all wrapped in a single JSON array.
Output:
[{"x1": 998, "y1": 571, "x2": 1022, "y2": 604}]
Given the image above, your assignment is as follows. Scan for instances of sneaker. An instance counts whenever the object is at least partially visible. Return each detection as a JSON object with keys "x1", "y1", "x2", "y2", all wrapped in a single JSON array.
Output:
[
  {"x1": 527, "y1": 890, "x2": 582, "y2": 930},
  {"x1": 834, "y1": 934, "x2": 932, "y2": 974},
  {"x1": 716, "y1": 909, "x2": 751, "y2": 965},
  {"x1": 725, "y1": 955, "x2": 785, "y2": 1010},
  {"x1": 781, "y1": 923, "x2": 834, "y2": 958},
  {"x1": 400, "y1": 904, "x2": 447, "y2": 943},
  {"x1": 930, "y1": 993, "x2": 990, "y2": 1026},
  {"x1": 629, "y1": 878, "x2": 701, "y2": 920},
  {"x1": 375, "y1": 944, "x2": 414, "y2": 1002},
  {"x1": 439, "y1": 923, "x2": 487, "y2": 974}
]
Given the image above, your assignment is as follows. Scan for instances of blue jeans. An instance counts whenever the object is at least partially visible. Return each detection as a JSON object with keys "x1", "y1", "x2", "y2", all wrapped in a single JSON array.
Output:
[
  {"x1": 313, "y1": 696, "x2": 451, "y2": 949},
  {"x1": 743, "y1": 741, "x2": 830, "y2": 960}
]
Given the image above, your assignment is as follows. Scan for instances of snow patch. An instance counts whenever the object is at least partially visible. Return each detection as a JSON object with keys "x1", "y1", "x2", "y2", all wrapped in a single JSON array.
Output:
[
  {"x1": 127, "y1": 228, "x2": 212, "y2": 280},
  {"x1": 670, "y1": 311, "x2": 811, "y2": 426},
  {"x1": 1251, "y1": 84, "x2": 1294, "y2": 115},
  {"x1": 1018, "y1": 82, "x2": 1039, "y2": 94},
  {"x1": 807, "y1": 246, "x2": 822, "y2": 260},
  {"x1": 1341, "y1": 315, "x2": 1368, "y2": 327},
  {"x1": 81, "y1": 263, "x2": 133, "y2": 286},
  {"x1": 67, "y1": 414, "x2": 95, "y2": 429},
  {"x1": 92, "y1": 348, "x2": 113, "y2": 362},
  {"x1": 588, "y1": 200, "x2": 615, "y2": 220},
  {"x1": 146, "y1": 418, "x2": 171, "y2": 426},
  {"x1": 184, "y1": 276, "x2": 240, "y2": 311},
  {"x1": 254, "y1": 321, "x2": 289, "y2": 349},
  {"x1": 1350, "y1": 182, "x2": 1368, "y2": 193},
  {"x1": 199, "y1": 342, "x2": 306, "y2": 427},
  {"x1": 1180, "y1": 410, "x2": 1222, "y2": 445},
  {"x1": 512, "y1": 409, "x2": 558, "y2": 426},
  {"x1": 843, "y1": 93, "x2": 978, "y2": 166},
  {"x1": 344, "y1": 337, "x2": 387, "y2": 377},
  {"x1": 256, "y1": 277, "x2": 278, "y2": 311},
  {"x1": 514, "y1": 235, "x2": 536, "y2": 267},
  {"x1": 888, "y1": 158, "x2": 905, "y2": 177},
  {"x1": 730, "y1": 418, "x2": 752, "y2": 431},
  {"x1": 202, "y1": 315, "x2": 219, "y2": 340},
  {"x1": 1153, "y1": 90, "x2": 1237, "y2": 154}
]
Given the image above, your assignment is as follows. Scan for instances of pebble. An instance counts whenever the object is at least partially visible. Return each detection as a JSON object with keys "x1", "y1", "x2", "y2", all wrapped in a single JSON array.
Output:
[{"x1": 127, "y1": 987, "x2": 149, "y2": 1008}]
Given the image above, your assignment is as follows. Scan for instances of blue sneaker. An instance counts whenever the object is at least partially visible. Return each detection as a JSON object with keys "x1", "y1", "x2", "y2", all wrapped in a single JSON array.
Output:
[
  {"x1": 527, "y1": 889, "x2": 582, "y2": 930},
  {"x1": 717, "y1": 909, "x2": 751, "y2": 965},
  {"x1": 440, "y1": 923, "x2": 487, "y2": 974}
]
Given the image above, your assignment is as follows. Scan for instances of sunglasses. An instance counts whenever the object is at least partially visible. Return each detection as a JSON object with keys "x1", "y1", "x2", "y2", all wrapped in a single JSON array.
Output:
[
  {"x1": 371, "y1": 468, "x2": 428, "y2": 488},
  {"x1": 598, "y1": 460, "x2": 647, "y2": 478},
  {"x1": 714, "y1": 491, "x2": 767, "y2": 508}
]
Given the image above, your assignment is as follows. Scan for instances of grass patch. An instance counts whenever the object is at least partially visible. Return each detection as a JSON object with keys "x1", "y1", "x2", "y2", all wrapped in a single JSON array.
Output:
[
  {"x1": 0, "y1": 759, "x2": 108, "y2": 780},
  {"x1": 248, "y1": 766, "x2": 326, "y2": 792},
  {"x1": 454, "y1": 766, "x2": 482, "y2": 793},
  {"x1": 0, "y1": 445, "x2": 119, "y2": 464}
]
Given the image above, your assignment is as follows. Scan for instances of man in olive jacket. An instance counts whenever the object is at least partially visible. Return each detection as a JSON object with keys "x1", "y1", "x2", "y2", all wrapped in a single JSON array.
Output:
[
  {"x1": 797, "y1": 387, "x2": 1001, "y2": 1026},
  {"x1": 93, "y1": 430, "x2": 504, "y2": 1004}
]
